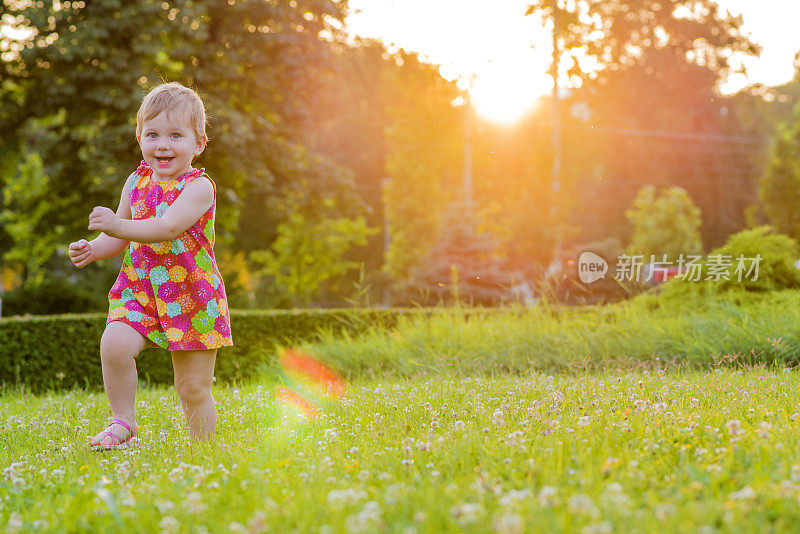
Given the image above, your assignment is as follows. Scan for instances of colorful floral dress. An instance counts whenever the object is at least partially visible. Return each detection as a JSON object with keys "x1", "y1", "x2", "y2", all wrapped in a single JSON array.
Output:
[{"x1": 107, "y1": 161, "x2": 233, "y2": 351}]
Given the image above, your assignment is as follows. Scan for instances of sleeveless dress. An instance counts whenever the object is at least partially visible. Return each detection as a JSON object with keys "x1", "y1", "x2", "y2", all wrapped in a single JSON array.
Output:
[{"x1": 107, "y1": 161, "x2": 234, "y2": 351}]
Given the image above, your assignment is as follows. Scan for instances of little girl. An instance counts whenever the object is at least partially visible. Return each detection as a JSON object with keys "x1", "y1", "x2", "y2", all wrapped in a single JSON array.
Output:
[{"x1": 68, "y1": 82, "x2": 233, "y2": 450}]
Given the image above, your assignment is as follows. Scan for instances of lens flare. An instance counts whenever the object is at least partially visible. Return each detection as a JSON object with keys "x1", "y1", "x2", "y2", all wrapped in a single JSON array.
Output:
[{"x1": 273, "y1": 348, "x2": 348, "y2": 421}]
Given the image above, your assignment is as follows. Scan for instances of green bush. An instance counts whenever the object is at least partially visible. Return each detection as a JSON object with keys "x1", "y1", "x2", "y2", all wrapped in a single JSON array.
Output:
[
  {"x1": 0, "y1": 308, "x2": 432, "y2": 392},
  {"x1": 1, "y1": 277, "x2": 107, "y2": 315},
  {"x1": 656, "y1": 226, "x2": 800, "y2": 300}
]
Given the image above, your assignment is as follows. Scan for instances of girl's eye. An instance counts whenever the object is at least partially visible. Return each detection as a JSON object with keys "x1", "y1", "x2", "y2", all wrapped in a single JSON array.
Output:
[
  {"x1": 147, "y1": 133, "x2": 157, "y2": 138},
  {"x1": 171, "y1": 133, "x2": 182, "y2": 139}
]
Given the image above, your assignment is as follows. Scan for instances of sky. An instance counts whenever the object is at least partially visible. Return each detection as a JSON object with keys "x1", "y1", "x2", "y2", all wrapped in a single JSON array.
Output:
[{"x1": 345, "y1": 0, "x2": 800, "y2": 124}]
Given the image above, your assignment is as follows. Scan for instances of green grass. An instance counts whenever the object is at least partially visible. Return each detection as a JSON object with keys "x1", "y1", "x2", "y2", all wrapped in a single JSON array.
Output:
[
  {"x1": 305, "y1": 290, "x2": 800, "y2": 378},
  {"x1": 5, "y1": 291, "x2": 800, "y2": 532},
  {"x1": 4, "y1": 368, "x2": 800, "y2": 532}
]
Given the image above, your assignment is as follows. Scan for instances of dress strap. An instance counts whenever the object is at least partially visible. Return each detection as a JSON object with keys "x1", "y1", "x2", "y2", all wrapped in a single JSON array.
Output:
[
  {"x1": 183, "y1": 168, "x2": 206, "y2": 183},
  {"x1": 135, "y1": 160, "x2": 153, "y2": 177}
]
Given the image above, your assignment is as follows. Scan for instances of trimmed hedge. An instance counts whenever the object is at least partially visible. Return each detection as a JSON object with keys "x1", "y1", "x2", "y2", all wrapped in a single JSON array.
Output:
[{"x1": 0, "y1": 309, "x2": 426, "y2": 392}]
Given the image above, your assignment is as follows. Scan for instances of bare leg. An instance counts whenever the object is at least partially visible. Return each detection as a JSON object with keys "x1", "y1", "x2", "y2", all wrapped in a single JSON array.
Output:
[
  {"x1": 172, "y1": 349, "x2": 218, "y2": 440},
  {"x1": 91, "y1": 321, "x2": 147, "y2": 447}
]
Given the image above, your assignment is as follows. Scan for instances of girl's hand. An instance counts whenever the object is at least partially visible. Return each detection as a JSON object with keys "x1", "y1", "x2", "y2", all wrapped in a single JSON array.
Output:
[
  {"x1": 88, "y1": 206, "x2": 122, "y2": 236},
  {"x1": 68, "y1": 239, "x2": 95, "y2": 268}
]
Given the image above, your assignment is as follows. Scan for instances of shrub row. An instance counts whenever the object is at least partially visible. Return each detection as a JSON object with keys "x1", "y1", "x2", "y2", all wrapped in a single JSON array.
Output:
[{"x1": 0, "y1": 308, "x2": 440, "y2": 392}]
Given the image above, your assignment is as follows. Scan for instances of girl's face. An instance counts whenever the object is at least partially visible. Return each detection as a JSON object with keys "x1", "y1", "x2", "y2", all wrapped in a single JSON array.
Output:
[{"x1": 137, "y1": 110, "x2": 207, "y2": 181}]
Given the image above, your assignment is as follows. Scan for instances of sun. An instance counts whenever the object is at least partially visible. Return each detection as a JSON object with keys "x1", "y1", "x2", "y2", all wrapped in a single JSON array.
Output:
[
  {"x1": 345, "y1": 0, "x2": 556, "y2": 126},
  {"x1": 469, "y1": 67, "x2": 552, "y2": 125}
]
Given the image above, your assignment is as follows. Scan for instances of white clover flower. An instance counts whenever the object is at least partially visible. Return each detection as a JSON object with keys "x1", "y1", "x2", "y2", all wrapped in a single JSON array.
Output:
[
  {"x1": 492, "y1": 409, "x2": 505, "y2": 426},
  {"x1": 792, "y1": 465, "x2": 800, "y2": 482},
  {"x1": 156, "y1": 500, "x2": 175, "y2": 513},
  {"x1": 499, "y1": 488, "x2": 530, "y2": 506},
  {"x1": 758, "y1": 421, "x2": 773, "y2": 438},
  {"x1": 730, "y1": 486, "x2": 757, "y2": 500},
  {"x1": 450, "y1": 502, "x2": 485, "y2": 525},
  {"x1": 581, "y1": 521, "x2": 613, "y2": 534},
  {"x1": 577, "y1": 416, "x2": 591, "y2": 428},
  {"x1": 186, "y1": 491, "x2": 205, "y2": 514},
  {"x1": 725, "y1": 419, "x2": 744, "y2": 436},
  {"x1": 327, "y1": 488, "x2": 367, "y2": 510},
  {"x1": 159, "y1": 516, "x2": 179, "y2": 534},
  {"x1": 505, "y1": 431, "x2": 524, "y2": 446},
  {"x1": 538, "y1": 486, "x2": 559, "y2": 507},
  {"x1": 568, "y1": 494, "x2": 599, "y2": 517},
  {"x1": 8, "y1": 512, "x2": 23, "y2": 532},
  {"x1": 344, "y1": 501, "x2": 383, "y2": 534},
  {"x1": 493, "y1": 513, "x2": 524, "y2": 534},
  {"x1": 655, "y1": 503, "x2": 676, "y2": 520},
  {"x1": 248, "y1": 511, "x2": 268, "y2": 534}
]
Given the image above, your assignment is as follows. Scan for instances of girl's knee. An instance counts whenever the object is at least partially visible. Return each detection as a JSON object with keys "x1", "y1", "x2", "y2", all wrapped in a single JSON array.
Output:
[
  {"x1": 175, "y1": 378, "x2": 213, "y2": 405},
  {"x1": 100, "y1": 323, "x2": 145, "y2": 362}
]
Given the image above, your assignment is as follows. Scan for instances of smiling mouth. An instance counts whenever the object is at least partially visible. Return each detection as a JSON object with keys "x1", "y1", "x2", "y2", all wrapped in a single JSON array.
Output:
[{"x1": 155, "y1": 156, "x2": 174, "y2": 164}]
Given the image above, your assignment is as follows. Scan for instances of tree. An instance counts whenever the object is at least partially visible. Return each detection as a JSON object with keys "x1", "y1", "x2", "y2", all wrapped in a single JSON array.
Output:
[
  {"x1": 382, "y1": 51, "x2": 464, "y2": 282},
  {"x1": 625, "y1": 185, "x2": 703, "y2": 261},
  {"x1": 250, "y1": 197, "x2": 376, "y2": 306},
  {"x1": 758, "y1": 102, "x2": 800, "y2": 243},
  {"x1": 289, "y1": 38, "x2": 396, "y2": 275},
  {"x1": 0, "y1": 150, "x2": 65, "y2": 285},
  {"x1": 405, "y1": 199, "x2": 516, "y2": 305},
  {"x1": 0, "y1": 0, "x2": 361, "y2": 291},
  {"x1": 525, "y1": 0, "x2": 760, "y2": 249},
  {"x1": 470, "y1": 113, "x2": 564, "y2": 276}
]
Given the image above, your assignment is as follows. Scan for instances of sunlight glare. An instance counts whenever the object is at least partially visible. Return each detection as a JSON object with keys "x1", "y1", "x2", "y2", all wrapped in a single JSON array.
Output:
[
  {"x1": 346, "y1": 0, "x2": 554, "y2": 126},
  {"x1": 469, "y1": 61, "x2": 552, "y2": 124}
]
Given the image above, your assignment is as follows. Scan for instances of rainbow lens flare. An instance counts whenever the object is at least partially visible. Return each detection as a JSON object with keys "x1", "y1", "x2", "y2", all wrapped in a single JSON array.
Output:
[{"x1": 273, "y1": 348, "x2": 348, "y2": 421}]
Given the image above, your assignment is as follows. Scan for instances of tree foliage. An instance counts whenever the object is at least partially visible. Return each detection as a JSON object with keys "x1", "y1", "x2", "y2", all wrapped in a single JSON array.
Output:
[
  {"x1": 526, "y1": 0, "x2": 760, "y2": 250},
  {"x1": 759, "y1": 102, "x2": 800, "y2": 243},
  {"x1": 0, "y1": 0, "x2": 363, "y2": 291},
  {"x1": 405, "y1": 199, "x2": 516, "y2": 305},
  {"x1": 382, "y1": 51, "x2": 464, "y2": 283},
  {"x1": 625, "y1": 185, "x2": 702, "y2": 261},
  {"x1": 250, "y1": 197, "x2": 376, "y2": 306}
]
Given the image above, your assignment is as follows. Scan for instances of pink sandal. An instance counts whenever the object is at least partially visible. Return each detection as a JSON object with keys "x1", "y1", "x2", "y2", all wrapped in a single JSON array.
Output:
[{"x1": 91, "y1": 419, "x2": 138, "y2": 451}]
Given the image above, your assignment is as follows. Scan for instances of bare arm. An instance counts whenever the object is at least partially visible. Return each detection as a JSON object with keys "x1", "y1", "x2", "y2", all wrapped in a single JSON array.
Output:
[
  {"x1": 87, "y1": 177, "x2": 214, "y2": 244},
  {"x1": 68, "y1": 179, "x2": 133, "y2": 268}
]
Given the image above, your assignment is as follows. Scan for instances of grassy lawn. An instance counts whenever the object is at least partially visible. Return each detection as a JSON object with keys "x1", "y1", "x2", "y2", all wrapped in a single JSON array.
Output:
[
  {"x1": 306, "y1": 290, "x2": 800, "y2": 378},
  {"x1": 4, "y1": 367, "x2": 800, "y2": 533}
]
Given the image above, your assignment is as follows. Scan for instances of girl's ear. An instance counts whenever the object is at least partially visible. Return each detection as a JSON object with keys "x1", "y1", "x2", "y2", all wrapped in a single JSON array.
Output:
[{"x1": 194, "y1": 135, "x2": 208, "y2": 156}]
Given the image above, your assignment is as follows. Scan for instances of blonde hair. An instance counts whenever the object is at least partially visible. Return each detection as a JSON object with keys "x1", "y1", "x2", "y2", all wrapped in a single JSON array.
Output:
[{"x1": 136, "y1": 82, "x2": 207, "y2": 140}]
